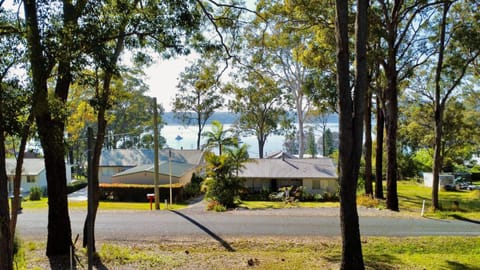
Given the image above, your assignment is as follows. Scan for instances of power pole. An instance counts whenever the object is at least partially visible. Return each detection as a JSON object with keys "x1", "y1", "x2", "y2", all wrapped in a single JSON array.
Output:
[
  {"x1": 87, "y1": 127, "x2": 94, "y2": 270},
  {"x1": 153, "y1": 98, "x2": 160, "y2": 210}
]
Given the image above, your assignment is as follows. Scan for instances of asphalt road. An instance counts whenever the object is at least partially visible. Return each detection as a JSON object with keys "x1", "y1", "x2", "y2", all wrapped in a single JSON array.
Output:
[{"x1": 17, "y1": 207, "x2": 480, "y2": 242}]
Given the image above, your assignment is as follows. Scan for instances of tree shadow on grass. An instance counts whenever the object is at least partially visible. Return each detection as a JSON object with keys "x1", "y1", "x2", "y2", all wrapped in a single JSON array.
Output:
[
  {"x1": 451, "y1": 214, "x2": 480, "y2": 225},
  {"x1": 323, "y1": 254, "x2": 401, "y2": 270},
  {"x1": 446, "y1": 260, "x2": 480, "y2": 270},
  {"x1": 170, "y1": 210, "x2": 235, "y2": 252}
]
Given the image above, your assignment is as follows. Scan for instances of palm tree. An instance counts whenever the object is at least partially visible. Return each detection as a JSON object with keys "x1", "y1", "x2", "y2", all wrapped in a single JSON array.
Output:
[
  {"x1": 202, "y1": 120, "x2": 237, "y2": 155},
  {"x1": 225, "y1": 143, "x2": 250, "y2": 176}
]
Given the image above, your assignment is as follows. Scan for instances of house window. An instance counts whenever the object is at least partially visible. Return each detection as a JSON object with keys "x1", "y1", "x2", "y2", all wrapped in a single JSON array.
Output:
[
  {"x1": 312, "y1": 180, "x2": 321, "y2": 189},
  {"x1": 27, "y1": 176, "x2": 36, "y2": 183}
]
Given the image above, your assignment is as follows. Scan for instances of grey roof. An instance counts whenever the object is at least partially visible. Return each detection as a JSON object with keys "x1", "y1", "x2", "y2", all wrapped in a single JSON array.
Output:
[
  {"x1": 5, "y1": 158, "x2": 45, "y2": 176},
  {"x1": 238, "y1": 158, "x2": 337, "y2": 179},
  {"x1": 113, "y1": 161, "x2": 197, "y2": 178},
  {"x1": 100, "y1": 149, "x2": 204, "y2": 167}
]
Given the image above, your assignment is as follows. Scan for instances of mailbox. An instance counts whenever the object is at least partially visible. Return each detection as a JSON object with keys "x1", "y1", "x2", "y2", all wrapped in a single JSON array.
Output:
[{"x1": 146, "y1": 193, "x2": 155, "y2": 210}]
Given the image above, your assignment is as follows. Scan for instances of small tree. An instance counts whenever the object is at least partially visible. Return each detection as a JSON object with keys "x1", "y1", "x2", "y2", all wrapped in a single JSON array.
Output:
[{"x1": 202, "y1": 151, "x2": 244, "y2": 209}]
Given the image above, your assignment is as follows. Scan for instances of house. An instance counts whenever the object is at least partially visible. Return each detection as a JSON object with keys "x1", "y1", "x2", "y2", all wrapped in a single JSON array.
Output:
[
  {"x1": 423, "y1": 172, "x2": 454, "y2": 188},
  {"x1": 5, "y1": 158, "x2": 72, "y2": 195},
  {"x1": 111, "y1": 161, "x2": 198, "y2": 185},
  {"x1": 238, "y1": 152, "x2": 338, "y2": 195},
  {"x1": 99, "y1": 148, "x2": 205, "y2": 184}
]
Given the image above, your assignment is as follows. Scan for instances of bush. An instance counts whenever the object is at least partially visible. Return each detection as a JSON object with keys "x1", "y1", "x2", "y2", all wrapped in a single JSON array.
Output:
[
  {"x1": 183, "y1": 182, "x2": 201, "y2": 199},
  {"x1": 357, "y1": 195, "x2": 379, "y2": 208},
  {"x1": 67, "y1": 179, "x2": 88, "y2": 194},
  {"x1": 29, "y1": 186, "x2": 42, "y2": 201},
  {"x1": 206, "y1": 200, "x2": 226, "y2": 212},
  {"x1": 99, "y1": 183, "x2": 184, "y2": 202}
]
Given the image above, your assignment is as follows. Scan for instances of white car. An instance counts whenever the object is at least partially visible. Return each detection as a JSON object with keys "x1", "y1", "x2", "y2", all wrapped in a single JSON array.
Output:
[{"x1": 467, "y1": 184, "x2": 480, "y2": 190}]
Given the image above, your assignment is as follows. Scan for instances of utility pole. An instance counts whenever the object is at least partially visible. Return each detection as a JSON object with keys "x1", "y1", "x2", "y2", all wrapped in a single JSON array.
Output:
[
  {"x1": 169, "y1": 149, "x2": 172, "y2": 206},
  {"x1": 153, "y1": 98, "x2": 160, "y2": 210},
  {"x1": 87, "y1": 127, "x2": 94, "y2": 270}
]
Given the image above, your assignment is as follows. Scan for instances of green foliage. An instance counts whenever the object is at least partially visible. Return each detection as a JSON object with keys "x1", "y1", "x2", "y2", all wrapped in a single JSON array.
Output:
[
  {"x1": 67, "y1": 179, "x2": 88, "y2": 194},
  {"x1": 202, "y1": 150, "x2": 245, "y2": 209},
  {"x1": 99, "y1": 183, "x2": 183, "y2": 202},
  {"x1": 305, "y1": 127, "x2": 317, "y2": 157},
  {"x1": 172, "y1": 58, "x2": 224, "y2": 149},
  {"x1": 29, "y1": 186, "x2": 43, "y2": 201}
]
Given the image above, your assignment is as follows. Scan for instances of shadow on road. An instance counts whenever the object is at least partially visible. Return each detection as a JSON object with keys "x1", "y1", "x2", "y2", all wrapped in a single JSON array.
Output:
[
  {"x1": 170, "y1": 210, "x2": 235, "y2": 252},
  {"x1": 451, "y1": 214, "x2": 480, "y2": 225}
]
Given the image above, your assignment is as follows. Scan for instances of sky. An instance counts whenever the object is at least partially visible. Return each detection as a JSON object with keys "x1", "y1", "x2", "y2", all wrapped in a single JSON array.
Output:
[{"x1": 143, "y1": 55, "x2": 195, "y2": 112}]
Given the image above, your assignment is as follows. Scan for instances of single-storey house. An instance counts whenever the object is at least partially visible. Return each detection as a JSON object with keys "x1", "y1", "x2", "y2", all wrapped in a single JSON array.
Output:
[
  {"x1": 111, "y1": 161, "x2": 198, "y2": 185},
  {"x1": 238, "y1": 152, "x2": 338, "y2": 195},
  {"x1": 6, "y1": 158, "x2": 72, "y2": 195},
  {"x1": 99, "y1": 148, "x2": 205, "y2": 184}
]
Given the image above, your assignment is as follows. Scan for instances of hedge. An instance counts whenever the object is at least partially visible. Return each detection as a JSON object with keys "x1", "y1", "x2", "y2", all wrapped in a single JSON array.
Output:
[{"x1": 99, "y1": 183, "x2": 184, "y2": 202}]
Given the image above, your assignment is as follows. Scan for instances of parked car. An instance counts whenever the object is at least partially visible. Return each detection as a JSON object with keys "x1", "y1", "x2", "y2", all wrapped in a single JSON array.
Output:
[{"x1": 467, "y1": 184, "x2": 480, "y2": 190}]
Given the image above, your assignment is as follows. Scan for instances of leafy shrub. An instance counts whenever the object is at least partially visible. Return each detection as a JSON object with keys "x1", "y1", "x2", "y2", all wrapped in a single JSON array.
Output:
[
  {"x1": 99, "y1": 183, "x2": 184, "y2": 202},
  {"x1": 183, "y1": 182, "x2": 201, "y2": 199},
  {"x1": 206, "y1": 200, "x2": 226, "y2": 212},
  {"x1": 29, "y1": 186, "x2": 42, "y2": 201},
  {"x1": 67, "y1": 179, "x2": 88, "y2": 194},
  {"x1": 357, "y1": 195, "x2": 379, "y2": 208}
]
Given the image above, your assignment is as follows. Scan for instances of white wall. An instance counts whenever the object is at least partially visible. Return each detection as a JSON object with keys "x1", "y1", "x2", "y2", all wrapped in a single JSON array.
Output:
[{"x1": 423, "y1": 172, "x2": 454, "y2": 187}]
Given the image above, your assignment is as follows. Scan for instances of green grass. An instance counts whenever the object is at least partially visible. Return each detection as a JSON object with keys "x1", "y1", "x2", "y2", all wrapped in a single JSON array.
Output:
[
  {"x1": 14, "y1": 236, "x2": 480, "y2": 269},
  {"x1": 239, "y1": 200, "x2": 339, "y2": 209},
  {"x1": 393, "y1": 180, "x2": 480, "y2": 219},
  {"x1": 21, "y1": 198, "x2": 187, "y2": 211}
]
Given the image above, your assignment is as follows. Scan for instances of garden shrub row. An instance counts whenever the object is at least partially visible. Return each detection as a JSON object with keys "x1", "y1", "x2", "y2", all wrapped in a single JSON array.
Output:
[{"x1": 99, "y1": 183, "x2": 184, "y2": 202}]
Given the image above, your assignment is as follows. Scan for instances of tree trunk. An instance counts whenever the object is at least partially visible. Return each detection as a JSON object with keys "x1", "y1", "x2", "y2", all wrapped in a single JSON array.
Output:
[
  {"x1": 10, "y1": 113, "x2": 34, "y2": 243},
  {"x1": 384, "y1": 77, "x2": 399, "y2": 211},
  {"x1": 24, "y1": 0, "x2": 73, "y2": 256},
  {"x1": 375, "y1": 96, "x2": 385, "y2": 199},
  {"x1": 0, "y1": 86, "x2": 13, "y2": 270},
  {"x1": 364, "y1": 87, "x2": 373, "y2": 196},
  {"x1": 335, "y1": 0, "x2": 367, "y2": 268},
  {"x1": 432, "y1": 1, "x2": 450, "y2": 211}
]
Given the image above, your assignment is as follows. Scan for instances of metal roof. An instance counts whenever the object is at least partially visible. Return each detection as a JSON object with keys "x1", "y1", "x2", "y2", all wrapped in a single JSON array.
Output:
[
  {"x1": 112, "y1": 161, "x2": 197, "y2": 178},
  {"x1": 100, "y1": 149, "x2": 204, "y2": 166},
  {"x1": 238, "y1": 158, "x2": 337, "y2": 179},
  {"x1": 5, "y1": 158, "x2": 45, "y2": 176}
]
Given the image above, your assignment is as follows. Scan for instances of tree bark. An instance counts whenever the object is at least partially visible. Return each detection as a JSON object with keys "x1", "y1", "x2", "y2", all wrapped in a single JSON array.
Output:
[
  {"x1": 335, "y1": 0, "x2": 367, "y2": 268},
  {"x1": 432, "y1": 1, "x2": 450, "y2": 210},
  {"x1": 375, "y1": 96, "x2": 385, "y2": 199},
  {"x1": 364, "y1": 87, "x2": 373, "y2": 196},
  {"x1": 0, "y1": 84, "x2": 13, "y2": 270},
  {"x1": 24, "y1": 0, "x2": 73, "y2": 256}
]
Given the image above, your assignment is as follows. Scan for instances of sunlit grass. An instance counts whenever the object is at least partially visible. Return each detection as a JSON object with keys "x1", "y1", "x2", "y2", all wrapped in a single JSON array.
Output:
[
  {"x1": 238, "y1": 201, "x2": 339, "y2": 209},
  {"x1": 15, "y1": 236, "x2": 480, "y2": 269},
  {"x1": 21, "y1": 197, "x2": 187, "y2": 211},
  {"x1": 377, "y1": 180, "x2": 480, "y2": 219}
]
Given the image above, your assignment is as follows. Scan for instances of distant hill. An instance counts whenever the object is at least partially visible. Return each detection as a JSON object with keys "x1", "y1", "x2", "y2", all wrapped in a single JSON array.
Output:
[{"x1": 162, "y1": 111, "x2": 338, "y2": 125}]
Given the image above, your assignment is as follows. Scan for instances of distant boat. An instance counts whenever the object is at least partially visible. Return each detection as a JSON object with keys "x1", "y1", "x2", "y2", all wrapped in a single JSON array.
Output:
[{"x1": 175, "y1": 135, "x2": 183, "y2": 141}]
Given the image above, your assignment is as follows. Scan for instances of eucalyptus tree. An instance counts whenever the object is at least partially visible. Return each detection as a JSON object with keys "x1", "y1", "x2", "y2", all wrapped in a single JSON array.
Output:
[
  {"x1": 21, "y1": 0, "x2": 206, "y2": 256},
  {"x1": 245, "y1": 0, "x2": 336, "y2": 158},
  {"x1": 372, "y1": 0, "x2": 440, "y2": 211},
  {"x1": 335, "y1": 0, "x2": 368, "y2": 267},
  {"x1": 172, "y1": 58, "x2": 224, "y2": 150},
  {"x1": 429, "y1": 0, "x2": 479, "y2": 210},
  {"x1": 226, "y1": 71, "x2": 291, "y2": 158},
  {"x1": 0, "y1": 8, "x2": 30, "y2": 269}
]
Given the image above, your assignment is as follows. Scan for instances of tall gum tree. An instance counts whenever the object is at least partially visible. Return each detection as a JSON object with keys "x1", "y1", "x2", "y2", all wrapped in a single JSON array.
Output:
[
  {"x1": 374, "y1": 0, "x2": 438, "y2": 211},
  {"x1": 23, "y1": 0, "x2": 89, "y2": 256},
  {"x1": 335, "y1": 0, "x2": 367, "y2": 268}
]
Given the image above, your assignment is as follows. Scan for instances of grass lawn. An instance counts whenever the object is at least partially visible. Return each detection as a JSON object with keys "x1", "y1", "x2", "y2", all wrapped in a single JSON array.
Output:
[
  {"x1": 14, "y1": 236, "x2": 480, "y2": 269},
  {"x1": 20, "y1": 198, "x2": 188, "y2": 211}
]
